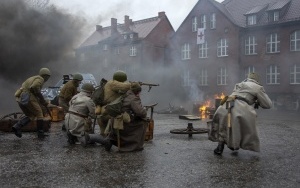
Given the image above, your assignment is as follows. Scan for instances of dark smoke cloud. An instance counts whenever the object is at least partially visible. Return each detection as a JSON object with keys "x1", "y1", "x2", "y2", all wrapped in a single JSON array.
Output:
[{"x1": 0, "y1": 0, "x2": 86, "y2": 114}]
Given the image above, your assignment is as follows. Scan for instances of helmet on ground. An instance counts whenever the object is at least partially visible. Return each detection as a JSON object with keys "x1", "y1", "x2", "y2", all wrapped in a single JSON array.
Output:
[
  {"x1": 81, "y1": 83, "x2": 95, "y2": 93},
  {"x1": 113, "y1": 70, "x2": 127, "y2": 82},
  {"x1": 131, "y1": 82, "x2": 142, "y2": 94},
  {"x1": 39, "y1": 68, "x2": 51, "y2": 76},
  {"x1": 73, "y1": 73, "x2": 83, "y2": 81},
  {"x1": 248, "y1": 72, "x2": 260, "y2": 82}
]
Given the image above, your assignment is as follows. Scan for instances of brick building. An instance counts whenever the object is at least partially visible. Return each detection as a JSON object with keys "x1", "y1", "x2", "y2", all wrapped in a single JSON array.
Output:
[
  {"x1": 75, "y1": 12, "x2": 174, "y2": 80},
  {"x1": 170, "y1": 0, "x2": 300, "y2": 110}
]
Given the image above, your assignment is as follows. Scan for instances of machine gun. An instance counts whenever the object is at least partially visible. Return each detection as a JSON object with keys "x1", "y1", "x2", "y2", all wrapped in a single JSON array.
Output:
[{"x1": 138, "y1": 82, "x2": 159, "y2": 92}]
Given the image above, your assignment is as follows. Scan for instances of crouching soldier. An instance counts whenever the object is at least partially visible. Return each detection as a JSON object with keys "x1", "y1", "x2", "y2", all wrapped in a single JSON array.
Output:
[
  {"x1": 12, "y1": 68, "x2": 52, "y2": 139},
  {"x1": 83, "y1": 82, "x2": 148, "y2": 152},
  {"x1": 65, "y1": 83, "x2": 95, "y2": 144}
]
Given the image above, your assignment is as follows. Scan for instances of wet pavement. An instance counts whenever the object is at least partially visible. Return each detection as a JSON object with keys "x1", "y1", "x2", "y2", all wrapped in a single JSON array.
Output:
[{"x1": 0, "y1": 110, "x2": 300, "y2": 188}]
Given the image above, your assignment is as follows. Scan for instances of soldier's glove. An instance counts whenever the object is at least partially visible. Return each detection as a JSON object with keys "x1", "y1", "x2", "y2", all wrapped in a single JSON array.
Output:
[{"x1": 95, "y1": 105, "x2": 101, "y2": 115}]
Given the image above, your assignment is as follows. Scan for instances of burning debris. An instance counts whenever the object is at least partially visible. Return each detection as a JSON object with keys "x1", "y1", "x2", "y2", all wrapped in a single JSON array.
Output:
[{"x1": 193, "y1": 93, "x2": 226, "y2": 119}]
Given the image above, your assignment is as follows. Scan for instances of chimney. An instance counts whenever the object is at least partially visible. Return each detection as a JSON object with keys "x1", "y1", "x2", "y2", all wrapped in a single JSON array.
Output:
[
  {"x1": 111, "y1": 18, "x2": 118, "y2": 36},
  {"x1": 96, "y1": 25, "x2": 102, "y2": 31},
  {"x1": 124, "y1": 15, "x2": 130, "y2": 31},
  {"x1": 158, "y1": 11, "x2": 166, "y2": 18}
]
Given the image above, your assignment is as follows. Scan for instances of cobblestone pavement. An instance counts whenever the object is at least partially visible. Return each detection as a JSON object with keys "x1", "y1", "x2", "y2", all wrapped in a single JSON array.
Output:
[{"x1": 0, "y1": 110, "x2": 299, "y2": 188}]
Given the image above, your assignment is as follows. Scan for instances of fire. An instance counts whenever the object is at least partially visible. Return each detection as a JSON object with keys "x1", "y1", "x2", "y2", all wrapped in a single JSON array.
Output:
[
  {"x1": 198, "y1": 92, "x2": 225, "y2": 118},
  {"x1": 199, "y1": 100, "x2": 211, "y2": 118},
  {"x1": 214, "y1": 92, "x2": 225, "y2": 99}
]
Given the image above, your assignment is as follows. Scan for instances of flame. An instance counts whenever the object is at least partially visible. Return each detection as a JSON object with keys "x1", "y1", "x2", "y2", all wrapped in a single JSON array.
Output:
[
  {"x1": 214, "y1": 92, "x2": 225, "y2": 99},
  {"x1": 198, "y1": 92, "x2": 225, "y2": 118}
]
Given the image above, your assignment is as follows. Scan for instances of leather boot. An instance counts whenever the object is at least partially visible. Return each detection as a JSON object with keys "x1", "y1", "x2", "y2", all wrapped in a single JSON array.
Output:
[
  {"x1": 12, "y1": 116, "x2": 31, "y2": 138},
  {"x1": 214, "y1": 142, "x2": 225, "y2": 155},
  {"x1": 67, "y1": 130, "x2": 77, "y2": 144},
  {"x1": 81, "y1": 133, "x2": 91, "y2": 147},
  {"x1": 89, "y1": 134, "x2": 112, "y2": 151},
  {"x1": 61, "y1": 124, "x2": 66, "y2": 131},
  {"x1": 37, "y1": 120, "x2": 49, "y2": 139}
]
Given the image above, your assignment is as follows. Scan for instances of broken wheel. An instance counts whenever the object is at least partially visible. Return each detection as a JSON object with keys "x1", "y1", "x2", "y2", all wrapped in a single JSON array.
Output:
[{"x1": 170, "y1": 122, "x2": 208, "y2": 138}]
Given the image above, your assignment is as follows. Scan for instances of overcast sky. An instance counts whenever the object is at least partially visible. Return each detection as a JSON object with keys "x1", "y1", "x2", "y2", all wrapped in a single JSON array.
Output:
[{"x1": 50, "y1": 0, "x2": 224, "y2": 34}]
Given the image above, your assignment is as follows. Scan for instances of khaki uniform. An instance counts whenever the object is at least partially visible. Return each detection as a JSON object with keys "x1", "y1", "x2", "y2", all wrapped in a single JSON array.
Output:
[
  {"x1": 15, "y1": 75, "x2": 46, "y2": 120},
  {"x1": 109, "y1": 90, "x2": 147, "y2": 152},
  {"x1": 97, "y1": 80, "x2": 131, "y2": 135},
  {"x1": 213, "y1": 78, "x2": 272, "y2": 152},
  {"x1": 59, "y1": 80, "x2": 78, "y2": 112},
  {"x1": 65, "y1": 91, "x2": 95, "y2": 138}
]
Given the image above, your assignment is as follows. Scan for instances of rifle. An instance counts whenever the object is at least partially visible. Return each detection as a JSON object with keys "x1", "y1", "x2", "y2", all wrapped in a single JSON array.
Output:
[{"x1": 138, "y1": 82, "x2": 159, "y2": 92}]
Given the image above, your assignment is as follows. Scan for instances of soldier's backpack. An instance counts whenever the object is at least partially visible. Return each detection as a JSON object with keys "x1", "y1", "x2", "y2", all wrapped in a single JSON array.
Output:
[
  {"x1": 104, "y1": 95, "x2": 125, "y2": 117},
  {"x1": 92, "y1": 78, "x2": 107, "y2": 106}
]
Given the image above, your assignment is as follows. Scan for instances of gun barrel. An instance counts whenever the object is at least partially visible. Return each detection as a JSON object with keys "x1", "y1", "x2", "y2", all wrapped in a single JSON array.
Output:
[{"x1": 139, "y1": 82, "x2": 159, "y2": 86}]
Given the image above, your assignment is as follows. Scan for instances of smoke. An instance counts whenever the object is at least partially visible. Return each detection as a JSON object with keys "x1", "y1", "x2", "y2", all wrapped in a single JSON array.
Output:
[{"x1": 0, "y1": 0, "x2": 86, "y2": 114}]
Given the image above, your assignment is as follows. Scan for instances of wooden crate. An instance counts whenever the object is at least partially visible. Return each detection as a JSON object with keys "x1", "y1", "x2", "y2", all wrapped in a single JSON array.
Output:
[
  {"x1": 144, "y1": 119, "x2": 154, "y2": 141},
  {"x1": 49, "y1": 107, "x2": 64, "y2": 122}
]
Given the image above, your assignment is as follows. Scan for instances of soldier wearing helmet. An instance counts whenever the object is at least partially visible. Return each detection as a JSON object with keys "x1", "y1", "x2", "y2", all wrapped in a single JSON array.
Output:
[
  {"x1": 58, "y1": 73, "x2": 83, "y2": 131},
  {"x1": 212, "y1": 72, "x2": 272, "y2": 155},
  {"x1": 64, "y1": 83, "x2": 96, "y2": 144},
  {"x1": 84, "y1": 82, "x2": 147, "y2": 152},
  {"x1": 95, "y1": 70, "x2": 131, "y2": 136},
  {"x1": 12, "y1": 68, "x2": 52, "y2": 139}
]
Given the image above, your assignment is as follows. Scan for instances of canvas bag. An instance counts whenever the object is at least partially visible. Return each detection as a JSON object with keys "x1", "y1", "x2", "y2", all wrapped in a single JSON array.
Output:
[{"x1": 104, "y1": 95, "x2": 124, "y2": 117}]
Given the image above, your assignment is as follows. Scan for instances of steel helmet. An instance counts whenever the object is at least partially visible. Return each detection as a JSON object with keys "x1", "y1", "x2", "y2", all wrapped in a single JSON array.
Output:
[
  {"x1": 73, "y1": 73, "x2": 83, "y2": 81},
  {"x1": 131, "y1": 82, "x2": 141, "y2": 94},
  {"x1": 81, "y1": 83, "x2": 95, "y2": 93},
  {"x1": 248, "y1": 72, "x2": 260, "y2": 82},
  {"x1": 113, "y1": 70, "x2": 127, "y2": 82},
  {"x1": 39, "y1": 68, "x2": 51, "y2": 76}
]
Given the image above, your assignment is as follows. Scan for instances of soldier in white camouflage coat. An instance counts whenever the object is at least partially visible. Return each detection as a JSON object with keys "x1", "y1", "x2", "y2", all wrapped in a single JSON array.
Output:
[
  {"x1": 65, "y1": 83, "x2": 95, "y2": 144},
  {"x1": 212, "y1": 73, "x2": 272, "y2": 155}
]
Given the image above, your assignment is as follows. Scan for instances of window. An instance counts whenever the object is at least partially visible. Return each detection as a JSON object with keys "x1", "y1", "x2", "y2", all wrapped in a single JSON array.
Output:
[
  {"x1": 247, "y1": 15, "x2": 257, "y2": 25},
  {"x1": 130, "y1": 34, "x2": 133, "y2": 38},
  {"x1": 183, "y1": 70, "x2": 191, "y2": 86},
  {"x1": 181, "y1": 43, "x2": 191, "y2": 60},
  {"x1": 199, "y1": 69, "x2": 208, "y2": 86},
  {"x1": 199, "y1": 42, "x2": 208, "y2": 58},
  {"x1": 266, "y1": 33, "x2": 280, "y2": 53},
  {"x1": 290, "y1": 64, "x2": 300, "y2": 84},
  {"x1": 124, "y1": 35, "x2": 127, "y2": 39},
  {"x1": 217, "y1": 38, "x2": 228, "y2": 57},
  {"x1": 192, "y1": 16, "x2": 197, "y2": 32},
  {"x1": 210, "y1": 13, "x2": 216, "y2": 29},
  {"x1": 200, "y1": 14, "x2": 206, "y2": 29},
  {"x1": 244, "y1": 66, "x2": 256, "y2": 79},
  {"x1": 266, "y1": 65, "x2": 280, "y2": 84},
  {"x1": 217, "y1": 67, "x2": 227, "y2": 85},
  {"x1": 103, "y1": 44, "x2": 108, "y2": 51},
  {"x1": 129, "y1": 45, "x2": 137, "y2": 56},
  {"x1": 245, "y1": 36, "x2": 257, "y2": 55},
  {"x1": 290, "y1": 30, "x2": 300, "y2": 51},
  {"x1": 269, "y1": 11, "x2": 279, "y2": 22}
]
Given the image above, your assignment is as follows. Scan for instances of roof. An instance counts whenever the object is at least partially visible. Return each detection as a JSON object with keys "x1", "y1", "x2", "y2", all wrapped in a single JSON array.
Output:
[
  {"x1": 221, "y1": 0, "x2": 300, "y2": 27},
  {"x1": 79, "y1": 16, "x2": 161, "y2": 48}
]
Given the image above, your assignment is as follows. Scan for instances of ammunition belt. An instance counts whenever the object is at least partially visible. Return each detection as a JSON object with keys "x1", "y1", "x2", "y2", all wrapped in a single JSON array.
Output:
[{"x1": 68, "y1": 111, "x2": 88, "y2": 118}]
